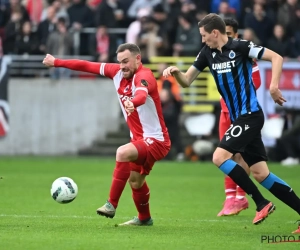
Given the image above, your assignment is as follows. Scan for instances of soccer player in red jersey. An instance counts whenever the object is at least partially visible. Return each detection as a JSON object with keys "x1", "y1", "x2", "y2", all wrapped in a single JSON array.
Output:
[
  {"x1": 43, "y1": 43, "x2": 171, "y2": 226},
  {"x1": 217, "y1": 18, "x2": 262, "y2": 216}
]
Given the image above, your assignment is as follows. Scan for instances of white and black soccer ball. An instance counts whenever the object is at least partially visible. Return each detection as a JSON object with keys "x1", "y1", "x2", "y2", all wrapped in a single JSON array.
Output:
[{"x1": 51, "y1": 177, "x2": 78, "y2": 204}]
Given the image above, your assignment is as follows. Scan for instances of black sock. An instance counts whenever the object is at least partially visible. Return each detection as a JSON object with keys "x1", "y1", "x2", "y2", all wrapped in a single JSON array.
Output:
[
  {"x1": 261, "y1": 173, "x2": 300, "y2": 215},
  {"x1": 220, "y1": 159, "x2": 268, "y2": 211}
]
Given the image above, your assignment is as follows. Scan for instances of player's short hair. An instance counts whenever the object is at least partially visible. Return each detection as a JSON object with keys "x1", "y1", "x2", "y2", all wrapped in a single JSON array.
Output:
[
  {"x1": 198, "y1": 13, "x2": 226, "y2": 34},
  {"x1": 224, "y1": 18, "x2": 239, "y2": 34},
  {"x1": 116, "y1": 43, "x2": 141, "y2": 55}
]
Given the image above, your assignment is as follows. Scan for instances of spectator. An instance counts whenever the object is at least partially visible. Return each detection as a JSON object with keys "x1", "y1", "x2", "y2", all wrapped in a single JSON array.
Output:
[
  {"x1": 127, "y1": 0, "x2": 162, "y2": 19},
  {"x1": 164, "y1": 0, "x2": 181, "y2": 55},
  {"x1": 26, "y1": 0, "x2": 44, "y2": 29},
  {"x1": 244, "y1": 3, "x2": 274, "y2": 46},
  {"x1": 267, "y1": 24, "x2": 297, "y2": 59},
  {"x1": 173, "y1": 14, "x2": 201, "y2": 57},
  {"x1": 46, "y1": 17, "x2": 73, "y2": 79},
  {"x1": 242, "y1": 28, "x2": 261, "y2": 45},
  {"x1": 41, "y1": 0, "x2": 69, "y2": 25},
  {"x1": 125, "y1": 8, "x2": 150, "y2": 44},
  {"x1": 211, "y1": 0, "x2": 241, "y2": 18},
  {"x1": 95, "y1": 0, "x2": 127, "y2": 28},
  {"x1": 67, "y1": 0, "x2": 94, "y2": 30},
  {"x1": 15, "y1": 21, "x2": 39, "y2": 55},
  {"x1": 217, "y1": 1, "x2": 237, "y2": 20},
  {"x1": 277, "y1": 0, "x2": 300, "y2": 38},
  {"x1": 1, "y1": 0, "x2": 30, "y2": 28},
  {"x1": 37, "y1": 5, "x2": 57, "y2": 54},
  {"x1": 136, "y1": 16, "x2": 167, "y2": 62},
  {"x1": 3, "y1": 9, "x2": 24, "y2": 54},
  {"x1": 152, "y1": 3, "x2": 168, "y2": 34},
  {"x1": 88, "y1": 25, "x2": 117, "y2": 62}
]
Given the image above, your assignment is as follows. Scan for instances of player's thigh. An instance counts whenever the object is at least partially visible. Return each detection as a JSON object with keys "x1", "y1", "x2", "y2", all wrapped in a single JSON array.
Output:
[
  {"x1": 219, "y1": 112, "x2": 231, "y2": 140},
  {"x1": 240, "y1": 135, "x2": 268, "y2": 168},
  {"x1": 219, "y1": 110, "x2": 264, "y2": 154},
  {"x1": 116, "y1": 143, "x2": 139, "y2": 162},
  {"x1": 130, "y1": 138, "x2": 170, "y2": 175}
]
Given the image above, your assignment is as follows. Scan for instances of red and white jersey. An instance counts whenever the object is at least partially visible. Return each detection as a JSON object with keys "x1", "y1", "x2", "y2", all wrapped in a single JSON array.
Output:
[
  {"x1": 220, "y1": 60, "x2": 261, "y2": 113},
  {"x1": 99, "y1": 63, "x2": 170, "y2": 142}
]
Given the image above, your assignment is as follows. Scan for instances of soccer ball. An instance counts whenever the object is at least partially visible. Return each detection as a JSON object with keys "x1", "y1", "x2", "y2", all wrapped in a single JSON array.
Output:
[{"x1": 50, "y1": 177, "x2": 78, "y2": 204}]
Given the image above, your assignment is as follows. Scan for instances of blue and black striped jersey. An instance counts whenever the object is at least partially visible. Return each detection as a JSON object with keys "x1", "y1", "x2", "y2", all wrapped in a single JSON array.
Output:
[{"x1": 193, "y1": 37, "x2": 265, "y2": 121}]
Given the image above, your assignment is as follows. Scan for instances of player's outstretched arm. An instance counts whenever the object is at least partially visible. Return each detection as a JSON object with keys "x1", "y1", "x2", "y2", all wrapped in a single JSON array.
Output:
[
  {"x1": 163, "y1": 65, "x2": 199, "y2": 88},
  {"x1": 42, "y1": 54, "x2": 101, "y2": 75},
  {"x1": 260, "y1": 49, "x2": 287, "y2": 106}
]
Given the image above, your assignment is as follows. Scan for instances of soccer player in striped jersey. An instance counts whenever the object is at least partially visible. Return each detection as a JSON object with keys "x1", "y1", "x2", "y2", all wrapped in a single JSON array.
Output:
[
  {"x1": 217, "y1": 18, "x2": 262, "y2": 217},
  {"x1": 163, "y1": 13, "x2": 300, "y2": 233},
  {"x1": 43, "y1": 43, "x2": 171, "y2": 226}
]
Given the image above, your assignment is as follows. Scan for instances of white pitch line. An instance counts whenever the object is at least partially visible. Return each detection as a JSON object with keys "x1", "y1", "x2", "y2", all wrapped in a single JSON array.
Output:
[
  {"x1": 0, "y1": 214, "x2": 244, "y2": 222},
  {"x1": 0, "y1": 214, "x2": 296, "y2": 224}
]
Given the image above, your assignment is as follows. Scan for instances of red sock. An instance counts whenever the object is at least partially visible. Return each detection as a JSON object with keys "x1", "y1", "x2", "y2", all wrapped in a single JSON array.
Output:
[
  {"x1": 224, "y1": 176, "x2": 236, "y2": 199},
  {"x1": 108, "y1": 161, "x2": 130, "y2": 208},
  {"x1": 131, "y1": 182, "x2": 151, "y2": 221},
  {"x1": 236, "y1": 186, "x2": 246, "y2": 199}
]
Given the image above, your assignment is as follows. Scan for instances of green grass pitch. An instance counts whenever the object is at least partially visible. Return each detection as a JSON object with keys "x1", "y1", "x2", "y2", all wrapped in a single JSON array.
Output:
[{"x1": 1, "y1": 157, "x2": 300, "y2": 250}]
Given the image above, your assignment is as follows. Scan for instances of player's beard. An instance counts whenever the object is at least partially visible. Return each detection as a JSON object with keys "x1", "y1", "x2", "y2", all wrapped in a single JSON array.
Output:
[{"x1": 122, "y1": 68, "x2": 134, "y2": 79}]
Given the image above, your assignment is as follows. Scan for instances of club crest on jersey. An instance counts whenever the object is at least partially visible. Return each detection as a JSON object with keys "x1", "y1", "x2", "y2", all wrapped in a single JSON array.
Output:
[
  {"x1": 212, "y1": 52, "x2": 216, "y2": 58},
  {"x1": 141, "y1": 79, "x2": 148, "y2": 87},
  {"x1": 229, "y1": 50, "x2": 235, "y2": 59}
]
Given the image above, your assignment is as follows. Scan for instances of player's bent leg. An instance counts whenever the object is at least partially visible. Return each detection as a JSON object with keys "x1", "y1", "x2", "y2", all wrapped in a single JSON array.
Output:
[
  {"x1": 119, "y1": 171, "x2": 153, "y2": 226},
  {"x1": 214, "y1": 147, "x2": 272, "y2": 224},
  {"x1": 96, "y1": 143, "x2": 138, "y2": 218},
  {"x1": 251, "y1": 161, "x2": 300, "y2": 221}
]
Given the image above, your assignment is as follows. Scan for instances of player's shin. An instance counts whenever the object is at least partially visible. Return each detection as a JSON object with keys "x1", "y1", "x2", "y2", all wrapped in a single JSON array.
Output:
[
  {"x1": 219, "y1": 159, "x2": 269, "y2": 210},
  {"x1": 260, "y1": 173, "x2": 300, "y2": 215},
  {"x1": 131, "y1": 181, "x2": 151, "y2": 221},
  {"x1": 108, "y1": 161, "x2": 130, "y2": 208}
]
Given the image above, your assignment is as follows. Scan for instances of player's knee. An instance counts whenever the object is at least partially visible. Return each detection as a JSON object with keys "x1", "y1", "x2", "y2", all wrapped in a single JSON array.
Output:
[
  {"x1": 116, "y1": 146, "x2": 129, "y2": 161},
  {"x1": 250, "y1": 161, "x2": 269, "y2": 182},
  {"x1": 128, "y1": 179, "x2": 143, "y2": 189},
  {"x1": 212, "y1": 151, "x2": 227, "y2": 167}
]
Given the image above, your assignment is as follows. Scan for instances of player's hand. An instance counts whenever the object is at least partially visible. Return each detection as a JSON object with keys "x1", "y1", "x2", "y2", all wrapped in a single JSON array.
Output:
[
  {"x1": 124, "y1": 100, "x2": 135, "y2": 116},
  {"x1": 269, "y1": 87, "x2": 286, "y2": 106},
  {"x1": 42, "y1": 54, "x2": 55, "y2": 67},
  {"x1": 163, "y1": 66, "x2": 180, "y2": 78}
]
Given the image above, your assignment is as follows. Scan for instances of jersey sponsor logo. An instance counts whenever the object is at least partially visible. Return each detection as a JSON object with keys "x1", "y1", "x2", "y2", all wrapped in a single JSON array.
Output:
[
  {"x1": 212, "y1": 60, "x2": 236, "y2": 74},
  {"x1": 119, "y1": 94, "x2": 133, "y2": 102},
  {"x1": 229, "y1": 50, "x2": 235, "y2": 59},
  {"x1": 141, "y1": 79, "x2": 148, "y2": 87}
]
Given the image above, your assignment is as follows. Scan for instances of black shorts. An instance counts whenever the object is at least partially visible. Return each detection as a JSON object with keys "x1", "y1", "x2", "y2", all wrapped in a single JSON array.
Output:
[{"x1": 219, "y1": 109, "x2": 268, "y2": 167}]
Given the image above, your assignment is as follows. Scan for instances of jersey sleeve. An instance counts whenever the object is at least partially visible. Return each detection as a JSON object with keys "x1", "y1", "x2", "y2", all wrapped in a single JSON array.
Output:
[
  {"x1": 100, "y1": 63, "x2": 120, "y2": 79},
  {"x1": 130, "y1": 72, "x2": 155, "y2": 107},
  {"x1": 237, "y1": 39, "x2": 265, "y2": 60},
  {"x1": 193, "y1": 47, "x2": 208, "y2": 72}
]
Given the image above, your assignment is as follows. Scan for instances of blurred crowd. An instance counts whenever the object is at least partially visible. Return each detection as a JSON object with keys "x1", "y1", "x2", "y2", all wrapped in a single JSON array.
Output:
[{"x1": 0, "y1": 0, "x2": 300, "y2": 61}]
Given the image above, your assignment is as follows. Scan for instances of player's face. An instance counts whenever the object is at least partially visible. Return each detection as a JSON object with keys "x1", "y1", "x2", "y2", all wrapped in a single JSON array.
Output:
[
  {"x1": 117, "y1": 50, "x2": 140, "y2": 79},
  {"x1": 226, "y1": 26, "x2": 238, "y2": 38},
  {"x1": 199, "y1": 27, "x2": 218, "y2": 49}
]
